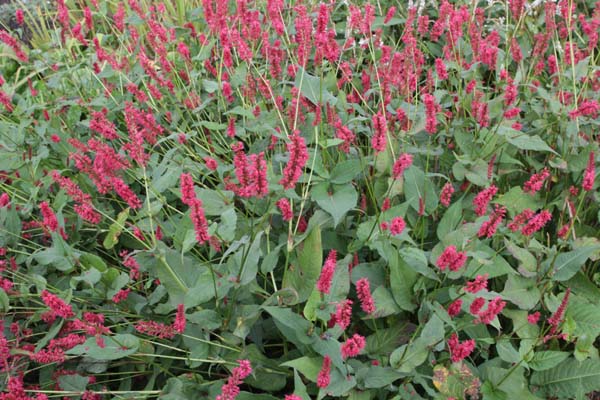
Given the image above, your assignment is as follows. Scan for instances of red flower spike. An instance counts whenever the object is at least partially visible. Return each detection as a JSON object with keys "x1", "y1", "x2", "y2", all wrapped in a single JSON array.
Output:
[
  {"x1": 341, "y1": 333, "x2": 366, "y2": 359},
  {"x1": 436, "y1": 246, "x2": 467, "y2": 272},
  {"x1": 356, "y1": 278, "x2": 375, "y2": 314},
  {"x1": 317, "y1": 355, "x2": 331, "y2": 388},
  {"x1": 448, "y1": 333, "x2": 475, "y2": 363},
  {"x1": 317, "y1": 250, "x2": 337, "y2": 295},
  {"x1": 583, "y1": 152, "x2": 595, "y2": 191}
]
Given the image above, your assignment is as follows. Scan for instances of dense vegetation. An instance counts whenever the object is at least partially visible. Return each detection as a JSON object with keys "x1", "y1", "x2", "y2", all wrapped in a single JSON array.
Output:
[{"x1": 1, "y1": 0, "x2": 600, "y2": 399}]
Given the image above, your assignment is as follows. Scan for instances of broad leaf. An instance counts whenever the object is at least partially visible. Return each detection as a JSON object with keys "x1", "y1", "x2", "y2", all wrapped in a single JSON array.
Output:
[
  {"x1": 531, "y1": 358, "x2": 600, "y2": 398},
  {"x1": 66, "y1": 334, "x2": 140, "y2": 360},
  {"x1": 551, "y1": 245, "x2": 600, "y2": 281},
  {"x1": 312, "y1": 183, "x2": 357, "y2": 227}
]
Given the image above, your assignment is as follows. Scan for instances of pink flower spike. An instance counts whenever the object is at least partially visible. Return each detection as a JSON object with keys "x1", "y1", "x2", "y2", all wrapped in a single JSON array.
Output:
[
  {"x1": 334, "y1": 299, "x2": 353, "y2": 330},
  {"x1": 41, "y1": 290, "x2": 74, "y2": 320},
  {"x1": 436, "y1": 245, "x2": 467, "y2": 272},
  {"x1": 276, "y1": 198, "x2": 293, "y2": 221},
  {"x1": 447, "y1": 333, "x2": 475, "y2": 363},
  {"x1": 371, "y1": 112, "x2": 388, "y2": 153},
  {"x1": 475, "y1": 297, "x2": 506, "y2": 324},
  {"x1": 39, "y1": 202, "x2": 58, "y2": 232},
  {"x1": 180, "y1": 173, "x2": 196, "y2": 206},
  {"x1": 279, "y1": 130, "x2": 309, "y2": 190},
  {"x1": 392, "y1": 153, "x2": 413, "y2": 179},
  {"x1": 173, "y1": 304, "x2": 186, "y2": 334},
  {"x1": 470, "y1": 297, "x2": 485, "y2": 315},
  {"x1": 317, "y1": 355, "x2": 331, "y2": 388},
  {"x1": 440, "y1": 183, "x2": 454, "y2": 207},
  {"x1": 520, "y1": 210, "x2": 551, "y2": 236},
  {"x1": 548, "y1": 288, "x2": 570, "y2": 335},
  {"x1": 16, "y1": 9, "x2": 24, "y2": 25},
  {"x1": 389, "y1": 217, "x2": 406, "y2": 236},
  {"x1": 356, "y1": 278, "x2": 376, "y2": 314},
  {"x1": 341, "y1": 333, "x2": 366, "y2": 359},
  {"x1": 583, "y1": 151, "x2": 595, "y2": 191},
  {"x1": 216, "y1": 360, "x2": 252, "y2": 400},
  {"x1": 472, "y1": 185, "x2": 498, "y2": 216},
  {"x1": 423, "y1": 93, "x2": 438, "y2": 134},
  {"x1": 523, "y1": 168, "x2": 550, "y2": 194},
  {"x1": 447, "y1": 299, "x2": 462, "y2": 318},
  {"x1": 477, "y1": 205, "x2": 506, "y2": 238},
  {"x1": 507, "y1": 209, "x2": 534, "y2": 232},
  {"x1": 317, "y1": 250, "x2": 337, "y2": 294},
  {"x1": 464, "y1": 274, "x2": 488, "y2": 293},
  {"x1": 527, "y1": 311, "x2": 541, "y2": 324}
]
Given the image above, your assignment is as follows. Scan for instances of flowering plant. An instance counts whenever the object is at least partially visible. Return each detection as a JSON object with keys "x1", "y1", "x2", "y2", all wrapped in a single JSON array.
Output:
[{"x1": 1, "y1": 0, "x2": 600, "y2": 399}]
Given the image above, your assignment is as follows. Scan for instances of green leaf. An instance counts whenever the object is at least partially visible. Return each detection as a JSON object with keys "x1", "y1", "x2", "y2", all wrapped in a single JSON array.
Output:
[
  {"x1": 329, "y1": 159, "x2": 363, "y2": 184},
  {"x1": 262, "y1": 306, "x2": 314, "y2": 347},
  {"x1": 0, "y1": 289, "x2": 9, "y2": 312},
  {"x1": 531, "y1": 358, "x2": 600, "y2": 398},
  {"x1": 399, "y1": 247, "x2": 439, "y2": 281},
  {"x1": 224, "y1": 106, "x2": 256, "y2": 119},
  {"x1": 495, "y1": 187, "x2": 539, "y2": 215},
  {"x1": 0, "y1": 204, "x2": 21, "y2": 247},
  {"x1": 499, "y1": 127, "x2": 557, "y2": 154},
  {"x1": 291, "y1": 369, "x2": 311, "y2": 400},
  {"x1": 196, "y1": 189, "x2": 234, "y2": 216},
  {"x1": 322, "y1": 368, "x2": 356, "y2": 398},
  {"x1": 403, "y1": 166, "x2": 438, "y2": 214},
  {"x1": 312, "y1": 335, "x2": 345, "y2": 371},
  {"x1": 363, "y1": 366, "x2": 403, "y2": 388},
  {"x1": 312, "y1": 183, "x2": 357, "y2": 227},
  {"x1": 294, "y1": 66, "x2": 337, "y2": 106},
  {"x1": 79, "y1": 252, "x2": 107, "y2": 272},
  {"x1": 565, "y1": 272, "x2": 600, "y2": 304},
  {"x1": 528, "y1": 351, "x2": 570, "y2": 371},
  {"x1": 551, "y1": 246, "x2": 600, "y2": 281},
  {"x1": 151, "y1": 246, "x2": 204, "y2": 304},
  {"x1": 390, "y1": 339, "x2": 428, "y2": 373},
  {"x1": 566, "y1": 300, "x2": 600, "y2": 341},
  {"x1": 437, "y1": 198, "x2": 463, "y2": 240},
  {"x1": 66, "y1": 334, "x2": 140, "y2": 360},
  {"x1": 502, "y1": 274, "x2": 540, "y2": 310},
  {"x1": 184, "y1": 271, "x2": 217, "y2": 308},
  {"x1": 283, "y1": 224, "x2": 322, "y2": 304},
  {"x1": 371, "y1": 286, "x2": 401, "y2": 318},
  {"x1": 72, "y1": 267, "x2": 102, "y2": 287},
  {"x1": 103, "y1": 208, "x2": 130, "y2": 249},
  {"x1": 389, "y1": 252, "x2": 417, "y2": 311},
  {"x1": 496, "y1": 339, "x2": 521, "y2": 364},
  {"x1": 261, "y1": 245, "x2": 281, "y2": 274},
  {"x1": 281, "y1": 357, "x2": 322, "y2": 382},
  {"x1": 32, "y1": 236, "x2": 74, "y2": 271},
  {"x1": 504, "y1": 239, "x2": 537, "y2": 277},
  {"x1": 420, "y1": 314, "x2": 445, "y2": 347},
  {"x1": 58, "y1": 374, "x2": 89, "y2": 392},
  {"x1": 217, "y1": 208, "x2": 237, "y2": 242},
  {"x1": 237, "y1": 232, "x2": 263, "y2": 285}
]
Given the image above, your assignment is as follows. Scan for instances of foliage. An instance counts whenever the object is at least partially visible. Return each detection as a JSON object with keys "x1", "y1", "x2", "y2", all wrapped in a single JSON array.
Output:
[{"x1": 1, "y1": 0, "x2": 600, "y2": 399}]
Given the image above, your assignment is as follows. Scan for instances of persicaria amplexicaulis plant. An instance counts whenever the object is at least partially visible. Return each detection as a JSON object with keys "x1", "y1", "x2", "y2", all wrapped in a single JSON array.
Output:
[{"x1": 1, "y1": 0, "x2": 599, "y2": 399}]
